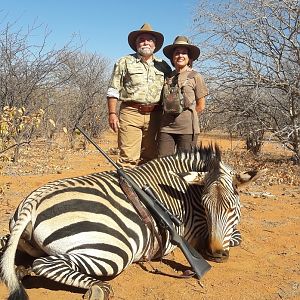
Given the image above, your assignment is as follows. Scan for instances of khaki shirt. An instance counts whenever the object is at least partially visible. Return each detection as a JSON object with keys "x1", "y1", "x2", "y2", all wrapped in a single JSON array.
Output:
[
  {"x1": 160, "y1": 70, "x2": 209, "y2": 135},
  {"x1": 107, "y1": 53, "x2": 171, "y2": 104}
]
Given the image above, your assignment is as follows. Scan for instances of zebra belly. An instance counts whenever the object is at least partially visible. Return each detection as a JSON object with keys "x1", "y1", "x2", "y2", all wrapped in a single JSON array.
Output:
[{"x1": 31, "y1": 195, "x2": 149, "y2": 262}]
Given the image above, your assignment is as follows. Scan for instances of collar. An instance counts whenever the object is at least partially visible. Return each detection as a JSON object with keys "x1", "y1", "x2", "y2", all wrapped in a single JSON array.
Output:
[{"x1": 133, "y1": 53, "x2": 163, "y2": 63}]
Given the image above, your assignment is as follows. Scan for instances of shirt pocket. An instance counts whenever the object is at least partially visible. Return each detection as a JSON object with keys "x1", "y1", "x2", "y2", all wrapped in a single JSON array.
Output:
[
  {"x1": 154, "y1": 69, "x2": 165, "y2": 86},
  {"x1": 125, "y1": 66, "x2": 144, "y2": 88}
]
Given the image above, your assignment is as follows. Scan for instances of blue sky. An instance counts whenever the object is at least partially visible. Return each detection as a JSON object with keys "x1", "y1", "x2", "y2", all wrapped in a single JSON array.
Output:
[{"x1": 1, "y1": 0, "x2": 199, "y2": 62}]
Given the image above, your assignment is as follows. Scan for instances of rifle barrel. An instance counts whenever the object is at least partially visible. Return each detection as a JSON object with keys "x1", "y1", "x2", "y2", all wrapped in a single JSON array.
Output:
[{"x1": 76, "y1": 126, "x2": 119, "y2": 169}]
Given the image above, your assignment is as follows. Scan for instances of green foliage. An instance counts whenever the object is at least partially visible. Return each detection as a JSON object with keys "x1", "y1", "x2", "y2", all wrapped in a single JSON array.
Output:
[{"x1": 0, "y1": 106, "x2": 45, "y2": 161}]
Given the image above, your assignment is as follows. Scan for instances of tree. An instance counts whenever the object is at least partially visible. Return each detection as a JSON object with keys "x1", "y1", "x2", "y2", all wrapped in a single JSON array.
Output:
[
  {"x1": 0, "y1": 20, "x2": 80, "y2": 111},
  {"x1": 0, "y1": 17, "x2": 111, "y2": 158},
  {"x1": 53, "y1": 51, "x2": 111, "y2": 145},
  {"x1": 193, "y1": 0, "x2": 300, "y2": 161}
]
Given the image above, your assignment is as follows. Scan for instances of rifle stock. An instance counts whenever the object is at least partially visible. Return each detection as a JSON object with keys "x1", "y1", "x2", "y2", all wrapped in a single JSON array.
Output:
[{"x1": 76, "y1": 126, "x2": 211, "y2": 279}]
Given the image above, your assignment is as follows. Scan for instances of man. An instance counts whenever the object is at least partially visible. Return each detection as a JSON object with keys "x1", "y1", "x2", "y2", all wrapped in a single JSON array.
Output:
[{"x1": 107, "y1": 23, "x2": 171, "y2": 168}]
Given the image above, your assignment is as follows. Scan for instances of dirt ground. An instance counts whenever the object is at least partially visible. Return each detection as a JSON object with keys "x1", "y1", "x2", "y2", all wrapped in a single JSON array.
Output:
[{"x1": 0, "y1": 131, "x2": 299, "y2": 300}]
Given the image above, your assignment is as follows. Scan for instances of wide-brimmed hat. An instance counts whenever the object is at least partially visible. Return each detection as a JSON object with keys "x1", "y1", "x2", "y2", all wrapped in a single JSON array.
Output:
[
  {"x1": 128, "y1": 23, "x2": 164, "y2": 53},
  {"x1": 163, "y1": 36, "x2": 200, "y2": 60}
]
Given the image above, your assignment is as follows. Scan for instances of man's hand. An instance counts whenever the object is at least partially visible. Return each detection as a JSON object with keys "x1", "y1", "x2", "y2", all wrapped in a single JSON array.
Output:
[
  {"x1": 109, "y1": 113, "x2": 120, "y2": 133},
  {"x1": 107, "y1": 97, "x2": 119, "y2": 133}
]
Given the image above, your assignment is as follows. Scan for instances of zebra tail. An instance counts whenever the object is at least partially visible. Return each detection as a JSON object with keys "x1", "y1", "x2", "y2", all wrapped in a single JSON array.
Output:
[
  {"x1": 1, "y1": 214, "x2": 30, "y2": 300},
  {"x1": 7, "y1": 287, "x2": 28, "y2": 300}
]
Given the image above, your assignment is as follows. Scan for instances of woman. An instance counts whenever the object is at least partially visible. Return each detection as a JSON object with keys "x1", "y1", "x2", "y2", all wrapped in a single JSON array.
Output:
[{"x1": 158, "y1": 36, "x2": 208, "y2": 157}]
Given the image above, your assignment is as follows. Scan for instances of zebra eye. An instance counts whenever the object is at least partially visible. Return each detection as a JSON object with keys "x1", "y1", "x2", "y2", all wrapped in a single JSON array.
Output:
[{"x1": 227, "y1": 205, "x2": 236, "y2": 212}]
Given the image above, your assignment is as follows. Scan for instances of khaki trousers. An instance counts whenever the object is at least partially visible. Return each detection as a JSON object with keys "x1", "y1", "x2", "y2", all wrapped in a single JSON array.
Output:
[{"x1": 117, "y1": 106, "x2": 162, "y2": 168}]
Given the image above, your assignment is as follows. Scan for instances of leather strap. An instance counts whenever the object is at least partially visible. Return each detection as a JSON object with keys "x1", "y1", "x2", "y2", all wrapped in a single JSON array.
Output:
[
  {"x1": 118, "y1": 177, "x2": 197, "y2": 279},
  {"x1": 122, "y1": 102, "x2": 161, "y2": 114},
  {"x1": 118, "y1": 176, "x2": 164, "y2": 260}
]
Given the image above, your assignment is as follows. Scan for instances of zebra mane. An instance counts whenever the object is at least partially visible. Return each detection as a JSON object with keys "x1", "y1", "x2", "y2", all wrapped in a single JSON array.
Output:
[
  {"x1": 176, "y1": 143, "x2": 221, "y2": 162},
  {"x1": 145, "y1": 143, "x2": 222, "y2": 173}
]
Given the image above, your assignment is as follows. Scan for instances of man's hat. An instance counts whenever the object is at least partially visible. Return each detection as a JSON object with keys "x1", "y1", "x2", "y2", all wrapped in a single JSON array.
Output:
[
  {"x1": 163, "y1": 36, "x2": 200, "y2": 60},
  {"x1": 128, "y1": 23, "x2": 164, "y2": 53}
]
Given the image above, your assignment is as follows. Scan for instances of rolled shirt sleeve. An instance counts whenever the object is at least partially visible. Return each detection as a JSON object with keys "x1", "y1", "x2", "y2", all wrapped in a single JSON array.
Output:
[
  {"x1": 194, "y1": 73, "x2": 209, "y2": 99},
  {"x1": 107, "y1": 87, "x2": 120, "y2": 99}
]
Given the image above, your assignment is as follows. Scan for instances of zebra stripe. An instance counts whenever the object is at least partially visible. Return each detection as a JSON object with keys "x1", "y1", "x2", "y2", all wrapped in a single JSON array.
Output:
[{"x1": 0, "y1": 145, "x2": 261, "y2": 299}]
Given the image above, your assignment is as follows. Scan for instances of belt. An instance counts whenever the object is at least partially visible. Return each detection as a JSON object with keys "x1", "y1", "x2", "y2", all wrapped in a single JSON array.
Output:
[{"x1": 123, "y1": 101, "x2": 162, "y2": 114}]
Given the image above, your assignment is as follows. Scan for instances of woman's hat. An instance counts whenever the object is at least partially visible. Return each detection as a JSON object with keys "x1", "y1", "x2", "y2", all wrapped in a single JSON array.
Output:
[
  {"x1": 163, "y1": 36, "x2": 200, "y2": 60},
  {"x1": 128, "y1": 23, "x2": 164, "y2": 53}
]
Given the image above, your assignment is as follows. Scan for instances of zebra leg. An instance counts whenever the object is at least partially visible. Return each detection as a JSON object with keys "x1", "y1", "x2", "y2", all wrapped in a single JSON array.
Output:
[
  {"x1": 83, "y1": 282, "x2": 112, "y2": 300},
  {"x1": 0, "y1": 233, "x2": 35, "y2": 281},
  {"x1": 32, "y1": 254, "x2": 113, "y2": 300},
  {"x1": 230, "y1": 227, "x2": 242, "y2": 247}
]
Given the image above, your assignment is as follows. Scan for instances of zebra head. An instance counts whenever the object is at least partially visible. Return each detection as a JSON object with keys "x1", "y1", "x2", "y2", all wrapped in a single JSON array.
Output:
[{"x1": 171, "y1": 149, "x2": 262, "y2": 263}]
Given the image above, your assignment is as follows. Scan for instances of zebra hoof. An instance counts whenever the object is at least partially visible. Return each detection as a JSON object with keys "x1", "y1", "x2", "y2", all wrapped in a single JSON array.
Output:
[
  {"x1": 84, "y1": 282, "x2": 112, "y2": 300},
  {"x1": 204, "y1": 249, "x2": 229, "y2": 263},
  {"x1": 15, "y1": 265, "x2": 35, "y2": 280}
]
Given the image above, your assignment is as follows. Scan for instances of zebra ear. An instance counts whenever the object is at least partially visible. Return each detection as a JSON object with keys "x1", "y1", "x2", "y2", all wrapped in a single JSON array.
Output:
[
  {"x1": 169, "y1": 171, "x2": 207, "y2": 185},
  {"x1": 234, "y1": 169, "x2": 267, "y2": 187}
]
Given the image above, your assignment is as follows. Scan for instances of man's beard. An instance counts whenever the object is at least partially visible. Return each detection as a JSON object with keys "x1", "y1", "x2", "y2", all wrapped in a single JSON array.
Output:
[{"x1": 137, "y1": 46, "x2": 154, "y2": 57}]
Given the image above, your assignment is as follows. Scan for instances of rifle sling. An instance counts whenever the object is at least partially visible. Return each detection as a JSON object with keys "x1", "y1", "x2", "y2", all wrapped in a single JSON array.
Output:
[
  {"x1": 119, "y1": 176, "x2": 198, "y2": 279},
  {"x1": 118, "y1": 176, "x2": 165, "y2": 261}
]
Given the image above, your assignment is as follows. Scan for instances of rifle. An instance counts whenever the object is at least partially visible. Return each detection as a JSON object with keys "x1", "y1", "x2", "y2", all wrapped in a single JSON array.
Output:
[{"x1": 76, "y1": 126, "x2": 211, "y2": 279}]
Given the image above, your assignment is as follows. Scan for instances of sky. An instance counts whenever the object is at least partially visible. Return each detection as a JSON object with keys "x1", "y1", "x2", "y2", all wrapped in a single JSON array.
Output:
[{"x1": 1, "y1": 0, "x2": 199, "y2": 63}]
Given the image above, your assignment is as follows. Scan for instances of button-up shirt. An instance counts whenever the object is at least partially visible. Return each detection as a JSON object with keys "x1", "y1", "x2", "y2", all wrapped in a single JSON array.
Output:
[{"x1": 107, "y1": 53, "x2": 171, "y2": 104}]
